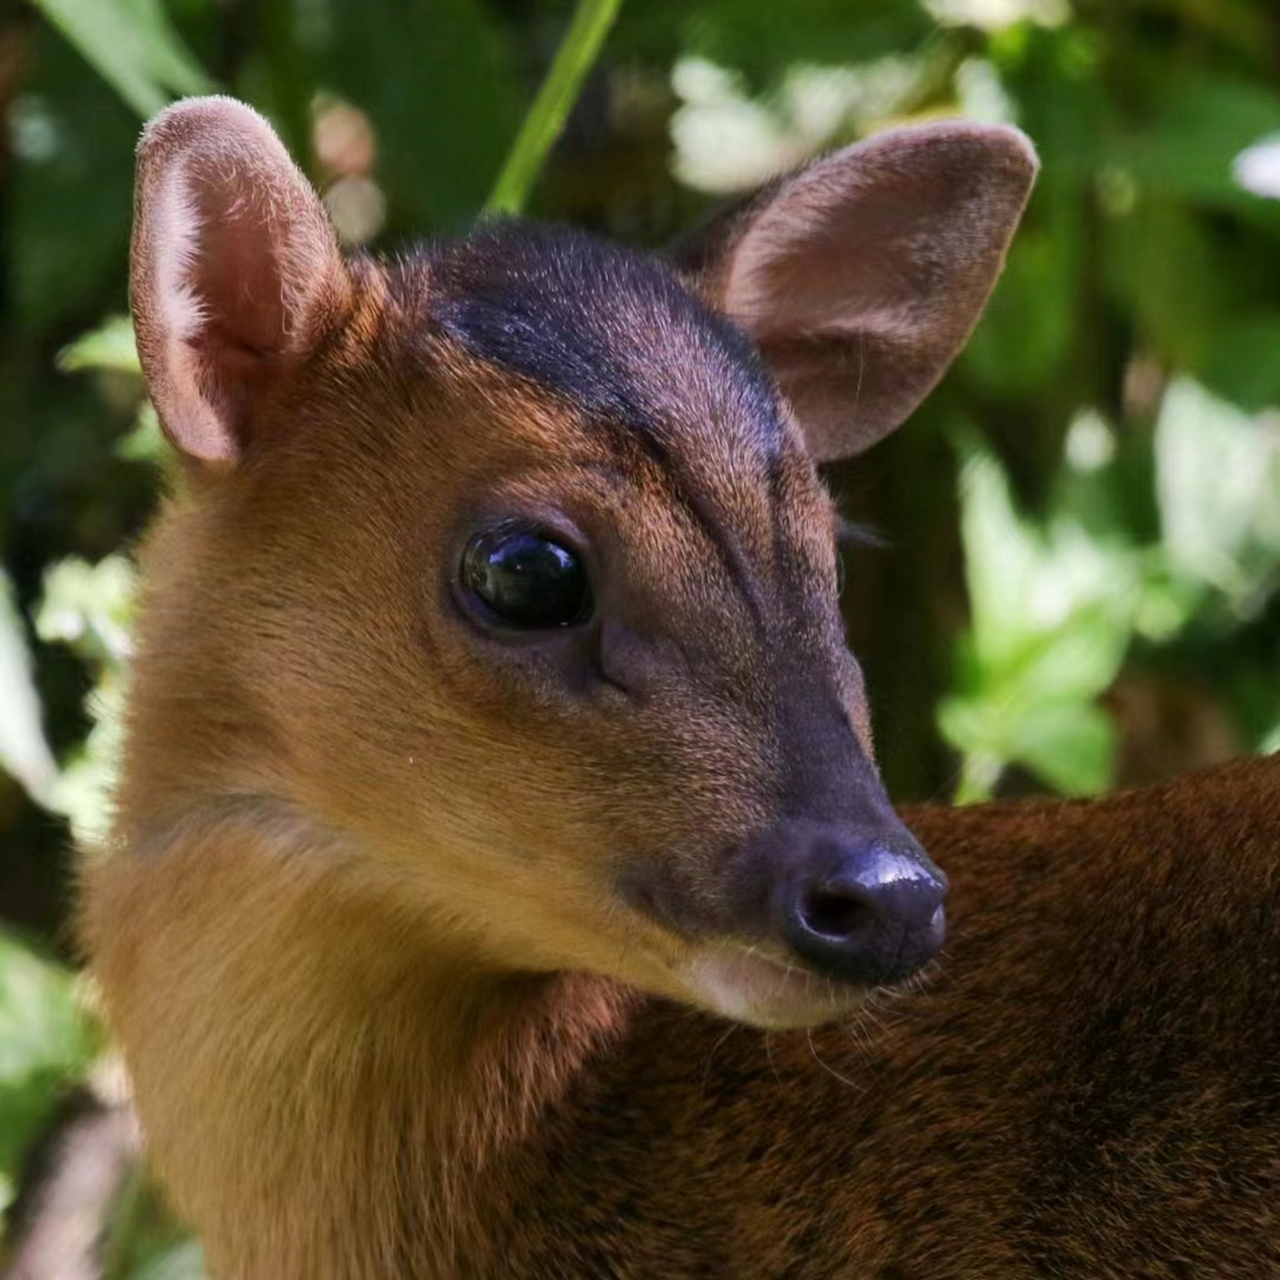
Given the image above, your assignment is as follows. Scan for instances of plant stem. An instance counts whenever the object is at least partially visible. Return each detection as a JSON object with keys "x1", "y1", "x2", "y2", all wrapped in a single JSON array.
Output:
[{"x1": 485, "y1": 0, "x2": 622, "y2": 216}]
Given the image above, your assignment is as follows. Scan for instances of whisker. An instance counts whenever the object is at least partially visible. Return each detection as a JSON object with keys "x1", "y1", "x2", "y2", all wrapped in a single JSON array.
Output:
[
  {"x1": 701, "y1": 1022, "x2": 741, "y2": 1100},
  {"x1": 806, "y1": 1027, "x2": 865, "y2": 1095}
]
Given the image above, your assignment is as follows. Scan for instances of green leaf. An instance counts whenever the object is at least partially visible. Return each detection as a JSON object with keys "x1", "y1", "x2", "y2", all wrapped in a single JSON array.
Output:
[
  {"x1": 0, "y1": 573, "x2": 59, "y2": 808},
  {"x1": 0, "y1": 931, "x2": 98, "y2": 1209},
  {"x1": 998, "y1": 600, "x2": 1134, "y2": 704},
  {"x1": 117, "y1": 405, "x2": 168, "y2": 464},
  {"x1": 962, "y1": 218, "x2": 1078, "y2": 395},
  {"x1": 36, "y1": 555, "x2": 137, "y2": 668},
  {"x1": 952, "y1": 439, "x2": 1040, "y2": 666},
  {"x1": 1155, "y1": 378, "x2": 1280, "y2": 605},
  {"x1": 943, "y1": 435, "x2": 1138, "y2": 799},
  {"x1": 0, "y1": 934, "x2": 94, "y2": 1088},
  {"x1": 1005, "y1": 700, "x2": 1116, "y2": 796},
  {"x1": 940, "y1": 696, "x2": 1116, "y2": 798},
  {"x1": 1105, "y1": 202, "x2": 1227, "y2": 370},
  {"x1": 30, "y1": 557, "x2": 138, "y2": 841},
  {"x1": 1204, "y1": 314, "x2": 1280, "y2": 412},
  {"x1": 31, "y1": 0, "x2": 214, "y2": 119},
  {"x1": 1111, "y1": 72, "x2": 1280, "y2": 210},
  {"x1": 10, "y1": 33, "x2": 141, "y2": 335},
  {"x1": 101, "y1": 1164, "x2": 208, "y2": 1280},
  {"x1": 58, "y1": 315, "x2": 141, "y2": 376},
  {"x1": 618, "y1": 0, "x2": 931, "y2": 89}
]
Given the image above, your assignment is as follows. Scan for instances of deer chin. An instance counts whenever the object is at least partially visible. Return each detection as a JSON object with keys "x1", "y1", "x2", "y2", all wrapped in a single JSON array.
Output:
[{"x1": 678, "y1": 943, "x2": 872, "y2": 1030}]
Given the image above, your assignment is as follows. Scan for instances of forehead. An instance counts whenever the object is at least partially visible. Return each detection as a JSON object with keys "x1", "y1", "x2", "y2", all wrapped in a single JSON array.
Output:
[
  {"x1": 409, "y1": 222, "x2": 788, "y2": 470},
  {"x1": 318, "y1": 227, "x2": 845, "y2": 686},
  {"x1": 369, "y1": 226, "x2": 836, "y2": 600}
]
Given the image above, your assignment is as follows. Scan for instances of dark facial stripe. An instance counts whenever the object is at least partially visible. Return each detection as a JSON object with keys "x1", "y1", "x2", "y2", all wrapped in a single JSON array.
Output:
[
  {"x1": 424, "y1": 219, "x2": 785, "y2": 462},
  {"x1": 420, "y1": 219, "x2": 791, "y2": 629}
]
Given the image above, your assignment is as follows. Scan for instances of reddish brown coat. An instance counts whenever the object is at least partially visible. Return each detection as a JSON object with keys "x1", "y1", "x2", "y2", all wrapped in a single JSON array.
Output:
[{"x1": 84, "y1": 98, "x2": 1280, "y2": 1279}]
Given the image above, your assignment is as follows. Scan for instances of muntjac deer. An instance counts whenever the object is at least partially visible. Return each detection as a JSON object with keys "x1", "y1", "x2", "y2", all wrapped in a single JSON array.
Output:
[{"x1": 82, "y1": 97, "x2": 1280, "y2": 1278}]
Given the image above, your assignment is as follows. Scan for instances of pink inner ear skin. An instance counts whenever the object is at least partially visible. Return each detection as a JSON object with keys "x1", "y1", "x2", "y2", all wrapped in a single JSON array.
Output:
[
  {"x1": 130, "y1": 96, "x2": 348, "y2": 467},
  {"x1": 195, "y1": 199, "x2": 292, "y2": 357},
  {"x1": 176, "y1": 182, "x2": 285, "y2": 440},
  {"x1": 715, "y1": 123, "x2": 1039, "y2": 464}
]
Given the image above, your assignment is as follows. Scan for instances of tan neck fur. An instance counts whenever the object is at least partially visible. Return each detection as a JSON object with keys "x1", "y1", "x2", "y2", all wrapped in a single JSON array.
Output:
[{"x1": 83, "y1": 810, "x2": 633, "y2": 1278}]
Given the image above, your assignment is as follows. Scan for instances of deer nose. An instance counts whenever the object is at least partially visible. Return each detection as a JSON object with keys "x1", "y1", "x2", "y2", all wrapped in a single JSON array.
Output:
[{"x1": 776, "y1": 834, "x2": 947, "y2": 986}]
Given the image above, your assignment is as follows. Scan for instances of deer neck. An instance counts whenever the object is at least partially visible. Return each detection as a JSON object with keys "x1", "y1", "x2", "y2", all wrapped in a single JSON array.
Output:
[{"x1": 84, "y1": 808, "x2": 634, "y2": 1278}]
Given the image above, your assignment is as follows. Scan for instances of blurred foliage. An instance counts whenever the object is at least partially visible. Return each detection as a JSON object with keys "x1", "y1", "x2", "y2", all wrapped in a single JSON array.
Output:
[
  {"x1": 2, "y1": 0, "x2": 1279, "y2": 1269},
  {"x1": 487, "y1": 0, "x2": 622, "y2": 212},
  {"x1": 0, "y1": 929, "x2": 98, "y2": 1214},
  {"x1": 34, "y1": 0, "x2": 213, "y2": 117}
]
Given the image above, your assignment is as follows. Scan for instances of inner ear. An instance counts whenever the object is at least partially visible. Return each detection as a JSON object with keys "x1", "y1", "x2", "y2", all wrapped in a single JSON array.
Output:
[
  {"x1": 169, "y1": 163, "x2": 311, "y2": 435},
  {"x1": 132, "y1": 97, "x2": 350, "y2": 465},
  {"x1": 193, "y1": 188, "x2": 297, "y2": 358},
  {"x1": 673, "y1": 122, "x2": 1039, "y2": 463}
]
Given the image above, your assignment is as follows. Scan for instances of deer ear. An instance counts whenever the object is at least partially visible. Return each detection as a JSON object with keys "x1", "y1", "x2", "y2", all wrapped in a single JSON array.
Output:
[
  {"x1": 675, "y1": 122, "x2": 1038, "y2": 463},
  {"x1": 130, "y1": 96, "x2": 350, "y2": 465}
]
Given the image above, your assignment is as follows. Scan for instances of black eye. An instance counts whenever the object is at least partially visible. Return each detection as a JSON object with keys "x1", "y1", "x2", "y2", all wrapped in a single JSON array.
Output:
[{"x1": 461, "y1": 527, "x2": 591, "y2": 629}]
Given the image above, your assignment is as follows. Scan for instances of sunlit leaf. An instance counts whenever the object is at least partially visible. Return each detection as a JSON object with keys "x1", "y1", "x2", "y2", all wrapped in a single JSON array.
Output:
[
  {"x1": 117, "y1": 404, "x2": 168, "y2": 464},
  {"x1": 0, "y1": 935, "x2": 93, "y2": 1087},
  {"x1": 1234, "y1": 133, "x2": 1280, "y2": 199},
  {"x1": 58, "y1": 315, "x2": 140, "y2": 376},
  {"x1": 1004, "y1": 700, "x2": 1116, "y2": 794},
  {"x1": 925, "y1": 0, "x2": 1069, "y2": 32},
  {"x1": 671, "y1": 53, "x2": 930, "y2": 193},
  {"x1": 0, "y1": 932, "x2": 98, "y2": 1209},
  {"x1": 35, "y1": 555, "x2": 137, "y2": 669},
  {"x1": 943, "y1": 437, "x2": 1139, "y2": 800},
  {"x1": 953, "y1": 441, "x2": 1040, "y2": 666},
  {"x1": 940, "y1": 694, "x2": 1116, "y2": 797},
  {"x1": 1155, "y1": 379, "x2": 1280, "y2": 607},
  {"x1": 48, "y1": 677, "x2": 127, "y2": 846},
  {"x1": 28, "y1": 557, "x2": 137, "y2": 839},
  {"x1": 1004, "y1": 599, "x2": 1134, "y2": 702},
  {"x1": 0, "y1": 573, "x2": 59, "y2": 809}
]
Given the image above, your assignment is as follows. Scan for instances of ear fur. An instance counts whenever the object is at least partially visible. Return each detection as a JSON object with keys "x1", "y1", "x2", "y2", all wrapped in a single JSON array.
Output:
[
  {"x1": 130, "y1": 96, "x2": 350, "y2": 464},
  {"x1": 675, "y1": 121, "x2": 1039, "y2": 462}
]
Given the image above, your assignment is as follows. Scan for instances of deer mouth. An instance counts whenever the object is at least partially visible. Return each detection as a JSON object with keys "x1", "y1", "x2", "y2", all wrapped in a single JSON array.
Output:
[{"x1": 679, "y1": 942, "x2": 879, "y2": 1030}]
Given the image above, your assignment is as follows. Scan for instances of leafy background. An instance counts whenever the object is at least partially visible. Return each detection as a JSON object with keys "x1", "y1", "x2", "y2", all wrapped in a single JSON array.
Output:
[{"x1": 1, "y1": 0, "x2": 1279, "y2": 1272}]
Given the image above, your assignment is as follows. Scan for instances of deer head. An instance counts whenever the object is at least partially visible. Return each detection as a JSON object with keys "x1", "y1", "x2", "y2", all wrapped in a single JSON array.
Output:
[{"x1": 121, "y1": 97, "x2": 1036, "y2": 1029}]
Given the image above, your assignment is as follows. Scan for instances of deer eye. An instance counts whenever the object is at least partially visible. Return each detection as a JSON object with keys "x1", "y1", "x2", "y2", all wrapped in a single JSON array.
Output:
[{"x1": 461, "y1": 527, "x2": 592, "y2": 629}]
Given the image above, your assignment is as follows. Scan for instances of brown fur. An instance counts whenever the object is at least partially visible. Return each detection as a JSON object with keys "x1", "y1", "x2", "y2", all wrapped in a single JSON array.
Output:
[
  {"x1": 84, "y1": 100, "x2": 1280, "y2": 1278},
  {"x1": 85, "y1": 759, "x2": 1280, "y2": 1277}
]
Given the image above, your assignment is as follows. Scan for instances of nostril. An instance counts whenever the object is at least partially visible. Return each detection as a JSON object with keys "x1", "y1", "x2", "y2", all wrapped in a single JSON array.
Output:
[
  {"x1": 775, "y1": 835, "x2": 948, "y2": 986},
  {"x1": 799, "y1": 884, "x2": 879, "y2": 940}
]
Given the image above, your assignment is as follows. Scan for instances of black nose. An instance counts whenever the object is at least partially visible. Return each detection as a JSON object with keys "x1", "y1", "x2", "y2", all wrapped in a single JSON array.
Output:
[{"x1": 776, "y1": 834, "x2": 947, "y2": 985}]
